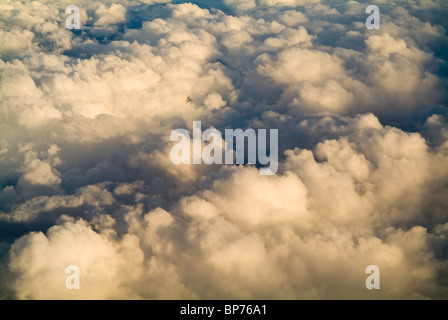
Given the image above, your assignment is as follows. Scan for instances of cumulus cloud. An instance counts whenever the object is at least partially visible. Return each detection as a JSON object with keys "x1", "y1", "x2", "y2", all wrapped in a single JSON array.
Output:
[
  {"x1": 0, "y1": 0, "x2": 447, "y2": 299},
  {"x1": 93, "y1": 4, "x2": 126, "y2": 26}
]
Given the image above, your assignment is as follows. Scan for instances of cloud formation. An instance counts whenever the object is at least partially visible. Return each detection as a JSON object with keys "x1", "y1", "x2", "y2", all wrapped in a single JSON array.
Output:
[{"x1": 0, "y1": 0, "x2": 447, "y2": 299}]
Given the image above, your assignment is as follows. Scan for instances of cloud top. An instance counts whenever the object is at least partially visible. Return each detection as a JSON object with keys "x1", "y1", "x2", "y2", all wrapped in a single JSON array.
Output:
[{"x1": 0, "y1": 0, "x2": 447, "y2": 299}]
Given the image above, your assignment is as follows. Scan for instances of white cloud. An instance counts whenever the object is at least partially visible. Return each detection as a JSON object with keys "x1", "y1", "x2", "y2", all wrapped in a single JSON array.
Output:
[
  {"x1": 1, "y1": 0, "x2": 447, "y2": 300},
  {"x1": 0, "y1": 29, "x2": 35, "y2": 56},
  {"x1": 94, "y1": 4, "x2": 127, "y2": 26},
  {"x1": 2, "y1": 183, "x2": 114, "y2": 223}
]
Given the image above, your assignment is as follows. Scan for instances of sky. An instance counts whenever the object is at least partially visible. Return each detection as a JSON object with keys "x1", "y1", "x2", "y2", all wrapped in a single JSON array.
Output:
[{"x1": 0, "y1": 0, "x2": 447, "y2": 299}]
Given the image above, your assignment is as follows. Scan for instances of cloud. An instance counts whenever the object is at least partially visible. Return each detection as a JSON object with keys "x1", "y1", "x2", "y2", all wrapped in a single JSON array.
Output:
[
  {"x1": 2, "y1": 183, "x2": 114, "y2": 223},
  {"x1": 0, "y1": 29, "x2": 35, "y2": 57},
  {"x1": 0, "y1": 0, "x2": 447, "y2": 299},
  {"x1": 9, "y1": 219, "x2": 145, "y2": 299},
  {"x1": 93, "y1": 4, "x2": 127, "y2": 26}
]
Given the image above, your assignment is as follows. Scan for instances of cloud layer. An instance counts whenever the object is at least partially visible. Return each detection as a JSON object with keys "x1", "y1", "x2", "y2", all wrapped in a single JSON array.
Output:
[{"x1": 1, "y1": 0, "x2": 447, "y2": 299}]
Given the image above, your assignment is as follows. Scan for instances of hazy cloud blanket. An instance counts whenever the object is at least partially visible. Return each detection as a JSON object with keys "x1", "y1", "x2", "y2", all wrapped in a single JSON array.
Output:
[{"x1": 0, "y1": 0, "x2": 447, "y2": 299}]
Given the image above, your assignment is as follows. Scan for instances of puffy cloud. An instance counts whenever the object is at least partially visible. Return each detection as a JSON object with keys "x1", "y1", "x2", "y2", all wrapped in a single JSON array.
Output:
[
  {"x1": 224, "y1": 0, "x2": 256, "y2": 11},
  {"x1": 9, "y1": 219, "x2": 144, "y2": 299},
  {"x1": 93, "y1": 4, "x2": 126, "y2": 26},
  {"x1": 2, "y1": 183, "x2": 114, "y2": 223},
  {"x1": 0, "y1": 29, "x2": 35, "y2": 57},
  {"x1": 17, "y1": 144, "x2": 62, "y2": 187},
  {"x1": 1, "y1": 0, "x2": 448, "y2": 300}
]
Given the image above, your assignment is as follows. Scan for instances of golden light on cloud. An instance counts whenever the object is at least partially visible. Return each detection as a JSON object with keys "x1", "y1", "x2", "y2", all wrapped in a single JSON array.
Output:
[{"x1": 0, "y1": 0, "x2": 447, "y2": 301}]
